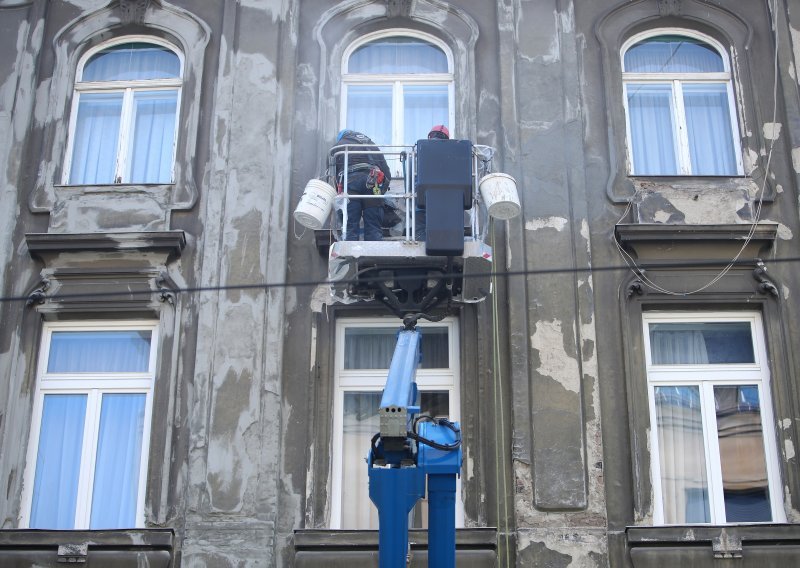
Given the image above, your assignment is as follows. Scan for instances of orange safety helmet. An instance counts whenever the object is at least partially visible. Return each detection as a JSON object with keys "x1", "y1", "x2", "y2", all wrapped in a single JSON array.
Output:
[{"x1": 428, "y1": 124, "x2": 450, "y2": 139}]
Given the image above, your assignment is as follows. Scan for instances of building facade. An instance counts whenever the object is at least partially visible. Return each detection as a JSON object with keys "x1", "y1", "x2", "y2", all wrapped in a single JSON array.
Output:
[{"x1": 1, "y1": 0, "x2": 800, "y2": 566}]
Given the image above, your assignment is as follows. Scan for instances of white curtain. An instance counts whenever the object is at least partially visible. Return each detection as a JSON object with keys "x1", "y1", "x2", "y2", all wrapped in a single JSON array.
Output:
[
  {"x1": 90, "y1": 393, "x2": 146, "y2": 528},
  {"x1": 341, "y1": 392, "x2": 382, "y2": 529},
  {"x1": 627, "y1": 84, "x2": 678, "y2": 175},
  {"x1": 348, "y1": 38, "x2": 447, "y2": 74},
  {"x1": 684, "y1": 84, "x2": 737, "y2": 175},
  {"x1": 69, "y1": 93, "x2": 123, "y2": 184},
  {"x1": 340, "y1": 391, "x2": 450, "y2": 529},
  {"x1": 346, "y1": 85, "x2": 393, "y2": 147},
  {"x1": 29, "y1": 394, "x2": 87, "y2": 529},
  {"x1": 652, "y1": 329, "x2": 710, "y2": 522},
  {"x1": 130, "y1": 90, "x2": 178, "y2": 183},
  {"x1": 83, "y1": 43, "x2": 180, "y2": 81},
  {"x1": 403, "y1": 85, "x2": 449, "y2": 145},
  {"x1": 343, "y1": 327, "x2": 449, "y2": 369},
  {"x1": 48, "y1": 330, "x2": 152, "y2": 373},
  {"x1": 655, "y1": 385, "x2": 711, "y2": 523},
  {"x1": 624, "y1": 37, "x2": 723, "y2": 73}
]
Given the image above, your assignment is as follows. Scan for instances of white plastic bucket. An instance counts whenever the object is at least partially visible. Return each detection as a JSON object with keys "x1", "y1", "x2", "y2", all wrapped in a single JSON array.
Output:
[
  {"x1": 294, "y1": 179, "x2": 337, "y2": 229},
  {"x1": 479, "y1": 173, "x2": 521, "y2": 220}
]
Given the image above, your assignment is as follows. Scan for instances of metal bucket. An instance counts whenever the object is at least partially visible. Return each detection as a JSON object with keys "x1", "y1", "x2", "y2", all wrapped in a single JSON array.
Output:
[
  {"x1": 293, "y1": 179, "x2": 337, "y2": 229},
  {"x1": 478, "y1": 173, "x2": 521, "y2": 220}
]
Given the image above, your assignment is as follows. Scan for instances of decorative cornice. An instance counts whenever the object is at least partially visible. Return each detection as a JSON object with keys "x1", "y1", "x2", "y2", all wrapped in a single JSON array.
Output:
[
  {"x1": 615, "y1": 223, "x2": 778, "y2": 244},
  {"x1": 25, "y1": 231, "x2": 186, "y2": 258}
]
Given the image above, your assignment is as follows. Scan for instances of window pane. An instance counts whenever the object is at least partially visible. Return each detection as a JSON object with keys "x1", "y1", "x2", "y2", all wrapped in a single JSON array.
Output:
[
  {"x1": 48, "y1": 330, "x2": 152, "y2": 373},
  {"x1": 341, "y1": 390, "x2": 450, "y2": 528},
  {"x1": 346, "y1": 85, "x2": 393, "y2": 147},
  {"x1": 349, "y1": 38, "x2": 448, "y2": 74},
  {"x1": 627, "y1": 83, "x2": 678, "y2": 175},
  {"x1": 654, "y1": 386, "x2": 710, "y2": 523},
  {"x1": 341, "y1": 392, "x2": 381, "y2": 529},
  {"x1": 683, "y1": 84, "x2": 737, "y2": 175},
  {"x1": 90, "y1": 394, "x2": 146, "y2": 529},
  {"x1": 403, "y1": 85, "x2": 449, "y2": 146},
  {"x1": 29, "y1": 394, "x2": 87, "y2": 529},
  {"x1": 625, "y1": 36, "x2": 724, "y2": 73},
  {"x1": 69, "y1": 92, "x2": 123, "y2": 184},
  {"x1": 83, "y1": 43, "x2": 180, "y2": 81},
  {"x1": 649, "y1": 322, "x2": 754, "y2": 365},
  {"x1": 715, "y1": 385, "x2": 772, "y2": 522},
  {"x1": 129, "y1": 90, "x2": 178, "y2": 183},
  {"x1": 344, "y1": 327, "x2": 448, "y2": 369}
]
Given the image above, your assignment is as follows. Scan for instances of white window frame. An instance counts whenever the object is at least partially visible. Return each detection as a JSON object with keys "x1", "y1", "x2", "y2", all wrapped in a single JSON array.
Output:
[
  {"x1": 621, "y1": 29, "x2": 744, "y2": 176},
  {"x1": 340, "y1": 29, "x2": 455, "y2": 148},
  {"x1": 643, "y1": 311, "x2": 785, "y2": 525},
  {"x1": 330, "y1": 316, "x2": 463, "y2": 529},
  {"x1": 62, "y1": 36, "x2": 184, "y2": 185},
  {"x1": 20, "y1": 320, "x2": 159, "y2": 529}
]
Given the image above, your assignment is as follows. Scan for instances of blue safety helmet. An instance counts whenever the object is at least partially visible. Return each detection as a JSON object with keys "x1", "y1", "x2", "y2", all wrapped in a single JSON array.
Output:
[{"x1": 337, "y1": 129, "x2": 347, "y2": 142}]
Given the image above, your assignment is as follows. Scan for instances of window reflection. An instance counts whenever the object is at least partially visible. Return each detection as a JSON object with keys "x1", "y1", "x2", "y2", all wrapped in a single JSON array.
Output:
[{"x1": 715, "y1": 386, "x2": 771, "y2": 521}]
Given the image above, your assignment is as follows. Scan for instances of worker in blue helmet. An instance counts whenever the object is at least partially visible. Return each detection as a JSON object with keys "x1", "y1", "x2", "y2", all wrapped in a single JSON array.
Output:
[{"x1": 332, "y1": 130, "x2": 392, "y2": 241}]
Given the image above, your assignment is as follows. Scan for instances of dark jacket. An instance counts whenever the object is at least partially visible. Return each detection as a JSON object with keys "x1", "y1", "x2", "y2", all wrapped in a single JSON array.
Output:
[{"x1": 333, "y1": 131, "x2": 392, "y2": 206}]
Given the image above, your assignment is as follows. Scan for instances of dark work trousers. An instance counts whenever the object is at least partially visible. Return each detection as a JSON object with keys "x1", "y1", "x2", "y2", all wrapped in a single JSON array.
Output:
[{"x1": 344, "y1": 173, "x2": 384, "y2": 241}]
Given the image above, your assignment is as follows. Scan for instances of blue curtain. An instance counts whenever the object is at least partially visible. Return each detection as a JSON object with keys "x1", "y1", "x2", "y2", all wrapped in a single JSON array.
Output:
[
  {"x1": 48, "y1": 330, "x2": 151, "y2": 373},
  {"x1": 69, "y1": 93, "x2": 123, "y2": 184},
  {"x1": 684, "y1": 84, "x2": 737, "y2": 175},
  {"x1": 29, "y1": 394, "x2": 87, "y2": 529},
  {"x1": 129, "y1": 90, "x2": 178, "y2": 183},
  {"x1": 627, "y1": 83, "x2": 677, "y2": 175},
  {"x1": 83, "y1": 43, "x2": 180, "y2": 81},
  {"x1": 90, "y1": 394, "x2": 146, "y2": 529}
]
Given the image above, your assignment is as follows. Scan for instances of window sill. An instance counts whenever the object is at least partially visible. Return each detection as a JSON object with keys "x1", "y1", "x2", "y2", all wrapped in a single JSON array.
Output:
[
  {"x1": 293, "y1": 528, "x2": 496, "y2": 567},
  {"x1": 0, "y1": 529, "x2": 173, "y2": 567},
  {"x1": 626, "y1": 524, "x2": 800, "y2": 564}
]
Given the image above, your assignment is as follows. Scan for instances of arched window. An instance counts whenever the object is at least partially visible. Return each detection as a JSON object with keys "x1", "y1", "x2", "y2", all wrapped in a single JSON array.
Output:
[
  {"x1": 342, "y1": 32, "x2": 453, "y2": 163},
  {"x1": 64, "y1": 38, "x2": 183, "y2": 185},
  {"x1": 622, "y1": 32, "x2": 742, "y2": 176}
]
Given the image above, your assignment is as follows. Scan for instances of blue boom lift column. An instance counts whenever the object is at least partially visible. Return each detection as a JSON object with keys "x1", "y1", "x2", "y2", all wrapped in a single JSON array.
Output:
[{"x1": 368, "y1": 317, "x2": 462, "y2": 568}]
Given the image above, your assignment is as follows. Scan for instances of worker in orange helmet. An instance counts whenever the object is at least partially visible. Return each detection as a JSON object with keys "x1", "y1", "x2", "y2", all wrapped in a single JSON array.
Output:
[{"x1": 415, "y1": 125, "x2": 450, "y2": 240}]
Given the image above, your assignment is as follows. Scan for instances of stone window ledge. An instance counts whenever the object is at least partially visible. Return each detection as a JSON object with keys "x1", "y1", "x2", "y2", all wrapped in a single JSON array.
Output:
[{"x1": 0, "y1": 529, "x2": 173, "y2": 566}]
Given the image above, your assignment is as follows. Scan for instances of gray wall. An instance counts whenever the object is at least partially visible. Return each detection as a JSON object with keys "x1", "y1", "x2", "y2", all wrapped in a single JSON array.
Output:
[{"x1": 1, "y1": 1, "x2": 800, "y2": 566}]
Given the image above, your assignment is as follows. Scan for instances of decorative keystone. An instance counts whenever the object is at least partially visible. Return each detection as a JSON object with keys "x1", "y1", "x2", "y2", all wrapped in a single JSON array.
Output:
[
  {"x1": 712, "y1": 531, "x2": 743, "y2": 559},
  {"x1": 57, "y1": 543, "x2": 87, "y2": 563}
]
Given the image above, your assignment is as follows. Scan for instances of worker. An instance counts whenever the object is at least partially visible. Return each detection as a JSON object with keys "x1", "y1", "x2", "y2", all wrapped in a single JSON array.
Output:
[
  {"x1": 415, "y1": 124, "x2": 450, "y2": 240},
  {"x1": 333, "y1": 130, "x2": 392, "y2": 241}
]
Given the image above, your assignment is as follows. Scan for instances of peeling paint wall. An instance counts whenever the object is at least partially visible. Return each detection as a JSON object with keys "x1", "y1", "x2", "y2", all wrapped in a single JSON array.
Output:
[{"x1": 1, "y1": 1, "x2": 800, "y2": 567}]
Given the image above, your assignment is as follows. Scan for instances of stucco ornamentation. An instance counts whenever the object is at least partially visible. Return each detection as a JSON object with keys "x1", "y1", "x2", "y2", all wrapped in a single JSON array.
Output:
[
  {"x1": 25, "y1": 278, "x2": 49, "y2": 307},
  {"x1": 117, "y1": 0, "x2": 156, "y2": 25},
  {"x1": 657, "y1": 0, "x2": 682, "y2": 16},
  {"x1": 753, "y1": 260, "x2": 780, "y2": 297}
]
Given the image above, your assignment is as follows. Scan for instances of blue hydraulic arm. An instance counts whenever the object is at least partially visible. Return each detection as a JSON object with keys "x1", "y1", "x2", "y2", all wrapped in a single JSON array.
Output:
[{"x1": 367, "y1": 320, "x2": 462, "y2": 568}]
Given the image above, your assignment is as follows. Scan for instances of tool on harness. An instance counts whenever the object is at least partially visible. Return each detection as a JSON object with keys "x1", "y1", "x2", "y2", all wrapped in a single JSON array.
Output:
[{"x1": 367, "y1": 165, "x2": 386, "y2": 195}]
